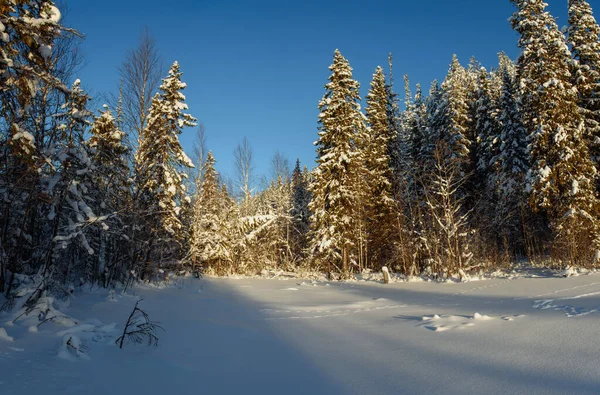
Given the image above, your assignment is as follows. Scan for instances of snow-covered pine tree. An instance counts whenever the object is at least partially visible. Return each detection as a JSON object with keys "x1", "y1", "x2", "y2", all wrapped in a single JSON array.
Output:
[
  {"x1": 0, "y1": 0, "x2": 65, "y2": 99},
  {"x1": 190, "y1": 152, "x2": 231, "y2": 275},
  {"x1": 291, "y1": 159, "x2": 311, "y2": 258},
  {"x1": 437, "y1": 55, "x2": 472, "y2": 166},
  {"x1": 496, "y1": 53, "x2": 529, "y2": 245},
  {"x1": 386, "y1": 53, "x2": 403, "y2": 195},
  {"x1": 257, "y1": 176, "x2": 294, "y2": 268},
  {"x1": 511, "y1": 0, "x2": 600, "y2": 265},
  {"x1": 309, "y1": 49, "x2": 364, "y2": 277},
  {"x1": 418, "y1": 80, "x2": 443, "y2": 173},
  {"x1": 87, "y1": 106, "x2": 131, "y2": 285},
  {"x1": 400, "y1": 74, "x2": 416, "y2": 182},
  {"x1": 471, "y1": 66, "x2": 508, "y2": 251},
  {"x1": 0, "y1": 0, "x2": 69, "y2": 291},
  {"x1": 410, "y1": 83, "x2": 428, "y2": 164},
  {"x1": 47, "y1": 80, "x2": 105, "y2": 282},
  {"x1": 474, "y1": 66, "x2": 501, "y2": 189},
  {"x1": 568, "y1": 0, "x2": 600, "y2": 173},
  {"x1": 363, "y1": 66, "x2": 398, "y2": 268},
  {"x1": 135, "y1": 61, "x2": 197, "y2": 278}
]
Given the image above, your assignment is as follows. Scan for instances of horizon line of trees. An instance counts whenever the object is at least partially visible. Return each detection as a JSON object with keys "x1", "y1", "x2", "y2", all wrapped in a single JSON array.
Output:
[{"x1": 2, "y1": 0, "x2": 600, "y2": 300}]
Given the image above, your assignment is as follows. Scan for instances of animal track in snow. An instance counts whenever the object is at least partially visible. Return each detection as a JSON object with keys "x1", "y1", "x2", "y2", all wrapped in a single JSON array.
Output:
[{"x1": 533, "y1": 291, "x2": 600, "y2": 317}]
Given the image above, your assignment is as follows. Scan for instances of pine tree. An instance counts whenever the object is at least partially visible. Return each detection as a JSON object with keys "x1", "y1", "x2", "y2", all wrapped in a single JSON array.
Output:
[
  {"x1": 190, "y1": 152, "x2": 231, "y2": 274},
  {"x1": 386, "y1": 53, "x2": 403, "y2": 193},
  {"x1": 363, "y1": 66, "x2": 398, "y2": 268},
  {"x1": 0, "y1": 0, "x2": 69, "y2": 290},
  {"x1": 309, "y1": 49, "x2": 364, "y2": 276},
  {"x1": 291, "y1": 159, "x2": 311, "y2": 257},
  {"x1": 568, "y1": 0, "x2": 600, "y2": 170},
  {"x1": 135, "y1": 61, "x2": 197, "y2": 277},
  {"x1": 48, "y1": 80, "x2": 104, "y2": 281},
  {"x1": 419, "y1": 80, "x2": 443, "y2": 172},
  {"x1": 497, "y1": 54, "x2": 528, "y2": 206},
  {"x1": 87, "y1": 106, "x2": 130, "y2": 285},
  {"x1": 474, "y1": 66, "x2": 501, "y2": 188},
  {"x1": 437, "y1": 55, "x2": 472, "y2": 165},
  {"x1": 512, "y1": 0, "x2": 600, "y2": 264}
]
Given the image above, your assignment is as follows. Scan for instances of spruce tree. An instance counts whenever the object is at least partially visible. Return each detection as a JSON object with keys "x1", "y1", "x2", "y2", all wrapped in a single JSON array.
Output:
[
  {"x1": 87, "y1": 106, "x2": 131, "y2": 285},
  {"x1": 135, "y1": 61, "x2": 197, "y2": 277},
  {"x1": 438, "y1": 55, "x2": 472, "y2": 165},
  {"x1": 386, "y1": 53, "x2": 403, "y2": 193},
  {"x1": 568, "y1": 0, "x2": 600, "y2": 169},
  {"x1": 190, "y1": 152, "x2": 231, "y2": 274},
  {"x1": 420, "y1": 80, "x2": 443, "y2": 172},
  {"x1": 0, "y1": 0, "x2": 68, "y2": 288},
  {"x1": 497, "y1": 54, "x2": 528, "y2": 206},
  {"x1": 48, "y1": 80, "x2": 104, "y2": 281},
  {"x1": 309, "y1": 49, "x2": 364, "y2": 276},
  {"x1": 474, "y1": 66, "x2": 501, "y2": 188},
  {"x1": 512, "y1": 0, "x2": 600, "y2": 264},
  {"x1": 291, "y1": 159, "x2": 311, "y2": 256},
  {"x1": 363, "y1": 66, "x2": 398, "y2": 268}
]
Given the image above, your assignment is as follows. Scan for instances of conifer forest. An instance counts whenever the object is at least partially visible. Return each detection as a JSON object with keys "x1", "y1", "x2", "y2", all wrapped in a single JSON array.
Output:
[{"x1": 3, "y1": 0, "x2": 600, "y2": 292}]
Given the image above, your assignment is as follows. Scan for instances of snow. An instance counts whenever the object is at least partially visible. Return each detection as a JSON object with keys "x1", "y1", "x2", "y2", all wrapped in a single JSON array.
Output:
[
  {"x1": 39, "y1": 44, "x2": 52, "y2": 60},
  {"x1": 0, "y1": 327, "x2": 14, "y2": 342},
  {"x1": 572, "y1": 179, "x2": 580, "y2": 196},
  {"x1": 2, "y1": 273, "x2": 600, "y2": 394}
]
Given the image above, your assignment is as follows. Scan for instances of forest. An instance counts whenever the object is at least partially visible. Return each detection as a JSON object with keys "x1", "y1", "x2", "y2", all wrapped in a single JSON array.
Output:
[{"x1": 2, "y1": 0, "x2": 600, "y2": 301}]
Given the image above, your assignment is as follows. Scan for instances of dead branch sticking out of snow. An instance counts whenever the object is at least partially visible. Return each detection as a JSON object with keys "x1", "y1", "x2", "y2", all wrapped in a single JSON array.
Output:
[{"x1": 116, "y1": 300, "x2": 163, "y2": 349}]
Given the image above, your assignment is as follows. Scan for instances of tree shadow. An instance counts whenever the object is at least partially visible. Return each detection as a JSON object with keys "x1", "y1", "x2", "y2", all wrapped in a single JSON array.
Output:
[{"x1": 210, "y1": 276, "x2": 600, "y2": 394}]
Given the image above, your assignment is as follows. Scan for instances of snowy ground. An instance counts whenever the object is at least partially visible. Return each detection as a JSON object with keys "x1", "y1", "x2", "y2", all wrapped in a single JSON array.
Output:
[{"x1": 2, "y1": 272, "x2": 600, "y2": 394}]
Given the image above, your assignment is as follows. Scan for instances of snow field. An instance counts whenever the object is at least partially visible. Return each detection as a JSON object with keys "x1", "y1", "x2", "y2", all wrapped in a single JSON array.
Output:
[{"x1": 1, "y1": 273, "x2": 600, "y2": 394}]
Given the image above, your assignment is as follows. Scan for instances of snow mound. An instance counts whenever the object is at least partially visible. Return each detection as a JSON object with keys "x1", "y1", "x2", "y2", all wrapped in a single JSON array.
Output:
[
  {"x1": 0, "y1": 327, "x2": 14, "y2": 342},
  {"x1": 58, "y1": 334, "x2": 90, "y2": 361},
  {"x1": 56, "y1": 322, "x2": 117, "y2": 360},
  {"x1": 419, "y1": 313, "x2": 515, "y2": 332},
  {"x1": 560, "y1": 266, "x2": 578, "y2": 278}
]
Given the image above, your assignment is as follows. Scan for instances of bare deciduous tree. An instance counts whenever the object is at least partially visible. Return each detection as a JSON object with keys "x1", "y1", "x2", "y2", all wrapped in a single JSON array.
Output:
[
  {"x1": 233, "y1": 137, "x2": 255, "y2": 203},
  {"x1": 118, "y1": 27, "x2": 164, "y2": 148},
  {"x1": 270, "y1": 151, "x2": 290, "y2": 183},
  {"x1": 191, "y1": 123, "x2": 208, "y2": 187}
]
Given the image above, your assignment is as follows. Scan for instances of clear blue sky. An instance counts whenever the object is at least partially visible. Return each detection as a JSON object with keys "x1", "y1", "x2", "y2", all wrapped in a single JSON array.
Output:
[{"x1": 67, "y1": 0, "x2": 597, "y2": 183}]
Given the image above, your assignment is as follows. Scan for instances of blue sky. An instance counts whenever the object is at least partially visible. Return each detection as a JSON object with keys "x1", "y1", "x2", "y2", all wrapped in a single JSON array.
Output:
[{"x1": 67, "y1": 0, "x2": 597, "y2": 184}]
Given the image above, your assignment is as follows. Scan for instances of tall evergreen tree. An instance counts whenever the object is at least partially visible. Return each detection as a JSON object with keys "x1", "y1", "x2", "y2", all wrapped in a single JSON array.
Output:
[
  {"x1": 497, "y1": 54, "x2": 528, "y2": 204},
  {"x1": 87, "y1": 106, "x2": 130, "y2": 285},
  {"x1": 474, "y1": 66, "x2": 501, "y2": 187},
  {"x1": 135, "y1": 61, "x2": 197, "y2": 277},
  {"x1": 291, "y1": 159, "x2": 311, "y2": 256},
  {"x1": 190, "y1": 152, "x2": 231, "y2": 274},
  {"x1": 438, "y1": 55, "x2": 472, "y2": 165},
  {"x1": 419, "y1": 80, "x2": 443, "y2": 172},
  {"x1": 511, "y1": 0, "x2": 600, "y2": 263},
  {"x1": 568, "y1": 0, "x2": 600, "y2": 168},
  {"x1": 363, "y1": 66, "x2": 398, "y2": 268},
  {"x1": 48, "y1": 80, "x2": 103, "y2": 281},
  {"x1": 386, "y1": 53, "x2": 403, "y2": 192},
  {"x1": 0, "y1": 0, "x2": 68, "y2": 290},
  {"x1": 309, "y1": 49, "x2": 364, "y2": 276}
]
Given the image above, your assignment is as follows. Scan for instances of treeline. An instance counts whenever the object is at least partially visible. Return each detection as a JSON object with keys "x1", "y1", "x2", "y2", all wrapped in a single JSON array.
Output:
[
  {"x1": 2, "y1": 0, "x2": 600, "y2": 296},
  {"x1": 199, "y1": 0, "x2": 600, "y2": 278}
]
